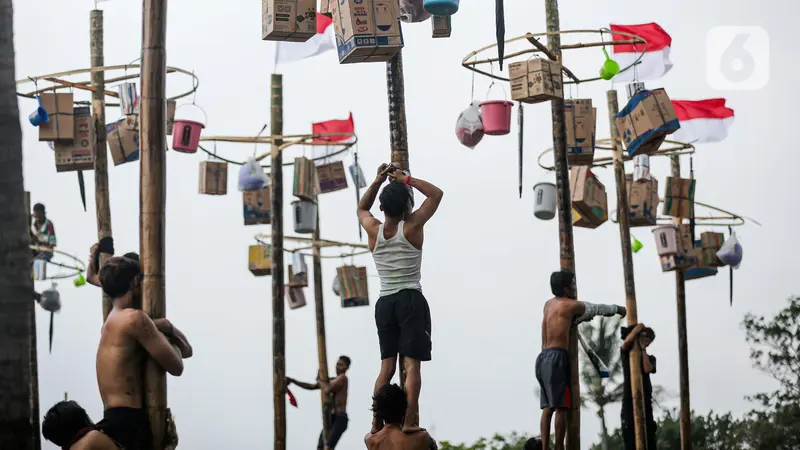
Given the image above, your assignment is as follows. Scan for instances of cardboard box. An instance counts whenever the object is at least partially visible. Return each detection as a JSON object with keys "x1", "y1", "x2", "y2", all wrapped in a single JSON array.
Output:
[
  {"x1": 243, "y1": 187, "x2": 271, "y2": 225},
  {"x1": 565, "y1": 99, "x2": 596, "y2": 166},
  {"x1": 288, "y1": 264, "x2": 309, "y2": 287},
  {"x1": 293, "y1": 157, "x2": 320, "y2": 200},
  {"x1": 286, "y1": 285, "x2": 307, "y2": 309},
  {"x1": 570, "y1": 166, "x2": 608, "y2": 228},
  {"x1": 54, "y1": 106, "x2": 95, "y2": 172},
  {"x1": 572, "y1": 208, "x2": 594, "y2": 228},
  {"x1": 509, "y1": 58, "x2": 563, "y2": 104},
  {"x1": 38, "y1": 93, "x2": 75, "y2": 141},
  {"x1": 615, "y1": 88, "x2": 680, "y2": 157},
  {"x1": 166, "y1": 100, "x2": 176, "y2": 135},
  {"x1": 320, "y1": 0, "x2": 331, "y2": 15},
  {"x1": 317, "y1": 160, "x2": 348, "y2": 193},
  {"x1": 199, "y1": 161, "x2": 228, "y2": 195},
  {"x1": 700, "y1": 231, "x2": 724, "y2": 250},
  {"x1": 248, "y1": 244, "x2": 272, "y2": 276},
  {"x1": 685, "y1": 240, "x2": 719, "y2": 279},
  {"x1": 262, "y1": 0, "x2": 317, "y2": 42},
  {"x1": 331, "y1": 0, "x2": 404, "y2": 64},
  {"x1": 337, "y1": 265, "x2": 369, "y2": 307},
  {"x1": 625, "y1": 174, "x2": 659, "y2": 227},
  {"x1": 106, "y1": 117, "x2": 140, "y2": 166},
  {"x1": 431, "y1": 15, "x2": 451, "y2": 38},
  {"x1": 663, "y1": 177, "x2": 695, "y2": 218}
]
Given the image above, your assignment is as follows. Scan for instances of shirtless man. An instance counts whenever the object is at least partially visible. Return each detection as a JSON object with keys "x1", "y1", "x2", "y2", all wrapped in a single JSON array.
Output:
[
  {"x1": 365, "y1": 384, "x2": 437, "y2": 450},
  {"x1": 96, "y1": 255, "x2": 192, "y2": 449},
  {"x1": 358, "y1": 164, "x2": 443, "y2": 433},
  {"x1": 42, "y1": 400, "x2": 119, "y2": 449},
  {"x1": 287, "y1": 356, "x2": 351, "y2": 450},
  {"x1": 537, "y1": 270, "x2": 626, "y2": 450}
]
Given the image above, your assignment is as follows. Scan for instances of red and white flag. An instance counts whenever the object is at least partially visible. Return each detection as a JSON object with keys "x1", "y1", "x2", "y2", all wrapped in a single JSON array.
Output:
[
  {"x1": 610, "y1": 23, "x2": 673, "y2": 82},
  {"x1": 312, "y1": 113, "x2": 355, "y2": 143},
  {"x1": 275, "y1": 14, "x2": 335, "y2": 65},
  {"x1": 671, "y1": 99, "x2": 735, "y2": 144}
]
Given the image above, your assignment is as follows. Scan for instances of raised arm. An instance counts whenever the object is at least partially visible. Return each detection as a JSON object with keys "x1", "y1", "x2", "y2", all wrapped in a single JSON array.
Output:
[
  {"x1": 574, "y1": 301, "x2": 626, "y2": 324},
  {"x1": 621, "y1": 323, "x2": 645, "y2": 351},
  {"x1": 87, "y1": 238, "x2": 115, "y2": 287},
  {"x1": 127, "y1": 311, "x2": 184, "y2": 376},
  {"x1": 358, "y1": 164, "x2": 391, "y2": 236},
  {"x1": 390, "y1": 173, "x2": 443, "y2": 227}
]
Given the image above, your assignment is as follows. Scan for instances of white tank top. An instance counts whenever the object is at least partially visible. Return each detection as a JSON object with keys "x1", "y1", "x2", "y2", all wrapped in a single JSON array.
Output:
[{"x1": 372, "y1": 221, "x2": 423, "y2": 297}]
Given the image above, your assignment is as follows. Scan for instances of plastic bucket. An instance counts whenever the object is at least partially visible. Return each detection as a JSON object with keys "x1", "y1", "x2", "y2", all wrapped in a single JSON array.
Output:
[
  {"x1": 172, "y1": 120, "x2": 204, "y2": 153},
  {"x1": 292, "y1": 199, "x2": 317, "y2": 234},
  {"x1": 652, "y1": 224, "x2": 678, "y2": 256},
  {"x1": 424, "y1": 0, "x2": 459, "y2": 16},
  {"x1": 480, "y1": 100, "x2": 513, "y2": 135},
  {"x1": 29, "y1": 96, "x2": 50, "y2": 127},
  {"x1": 533, "y1": 182, "x2": 557, "y2": 220}
]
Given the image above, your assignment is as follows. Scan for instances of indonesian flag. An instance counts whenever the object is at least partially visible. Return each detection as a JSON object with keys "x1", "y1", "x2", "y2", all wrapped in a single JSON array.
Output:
[
  {"x1": 312, "y1": 113, "x2": 355, "y2": 143},
  {"x1": 610, "y1": 23, "x2": 673, "y2": 82},
  {"x1": 671, "y1": 99, "x2": 735, "y2": 144},
  {"x1": 275, "y1": 14, "x2": 335, "y2": 65}
]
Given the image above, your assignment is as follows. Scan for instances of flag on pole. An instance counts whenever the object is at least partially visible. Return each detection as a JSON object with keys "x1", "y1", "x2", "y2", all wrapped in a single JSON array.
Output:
[
  {"x1": 671, "y1": 99, "x2": 735, "y2": 144},
  {"x1": 610, "y1": 23, "x2": 673, "y2": 82},
  {"x1": 275, "y1": 14, "x2": 335, "y2": 65},
  {"x1": 312, "y1": 113, "x2": 355, "y2": 143}
]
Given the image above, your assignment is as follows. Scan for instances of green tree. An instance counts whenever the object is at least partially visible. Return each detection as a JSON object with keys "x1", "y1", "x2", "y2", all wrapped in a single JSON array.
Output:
[
  {"x1": 438, "y1": 432, "x2": 551, "y2": 450},
  {"x1": 579, "y1": 317, "x2": 623, "y2": 450}
]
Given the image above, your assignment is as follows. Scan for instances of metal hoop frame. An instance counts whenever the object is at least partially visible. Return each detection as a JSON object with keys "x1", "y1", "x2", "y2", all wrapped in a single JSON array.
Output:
[
  {"x1": 609, "y1": 199, "x2": 761, "y2": 228},
  {"x1": 537, "y1": 138, "x2": 696, "y2": 171},
  {"x1": 198, "y1": 133, "x2": 358, "y2": 168},
  {"x1": 253, "y1": 234, "x2": 369, "y2": 259},
  {"x1": 30, "y1": 245, "x2": 86, "y2": 280}
]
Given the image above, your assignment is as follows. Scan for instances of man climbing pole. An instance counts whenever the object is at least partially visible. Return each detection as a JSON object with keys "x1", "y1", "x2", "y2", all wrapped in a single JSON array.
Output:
[
  {"x1": 85, "y1": 237, "x2": 136, "y2": 287},
  {"x1": 286, "y1": 355, "x2": 352, "y2": 450},
  {"x1": 357, "y1": 163, "x2": 443, "y2": 434},
  {"x1": 31, "y1": 203, "x2": 56, "y2": 261},
  {"x1": 365, "y1": 384, "x2": 438, "y2": 450},
  {"x1": 95, "y1": 255, "x2": 191, "y2": 449},
  {"x1": 621, "y1": 324, "x2": 658, "y2": 450},
  {"x1": 537, "y1": 270, "x2": 627, "y2": 450}
]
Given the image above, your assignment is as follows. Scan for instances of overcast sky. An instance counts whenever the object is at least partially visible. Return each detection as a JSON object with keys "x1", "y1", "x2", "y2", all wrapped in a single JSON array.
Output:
[{"x1": 13, "y1": 0, "x2": 799, "y2": 448}]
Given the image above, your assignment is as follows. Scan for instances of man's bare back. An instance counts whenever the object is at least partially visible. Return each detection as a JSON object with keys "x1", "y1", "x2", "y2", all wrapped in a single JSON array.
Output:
[
  {"x1": 97, "y1": 308, "x2": 149, "y2": 409},
  {"x1": 331, "y1": 373, "x2": 349, "y2": 413},
  {"x1": 366, "y1": 425, "x2": 436, "y2": 450}
]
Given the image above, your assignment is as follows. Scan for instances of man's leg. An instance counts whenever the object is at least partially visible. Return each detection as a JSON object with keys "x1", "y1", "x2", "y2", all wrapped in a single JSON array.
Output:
[
  {"x1": 554, "y1": 408, "x2": 568, "y2": 450},
  {"x1": 325, "y1": 413, "x2": 349, "y2": 449},
  {"x1": 402, "y1": 356, "x2": 422, "y2": 432},
  {"x1": 372, "y1": 356, "x2": 396, "y2": 433},
  {"x1": 540, "y1": 408, "x2": 553, "y2": 450}
]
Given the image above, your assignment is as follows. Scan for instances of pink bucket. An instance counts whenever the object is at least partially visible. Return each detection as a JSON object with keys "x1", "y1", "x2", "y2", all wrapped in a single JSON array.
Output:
[
  {"x1": 172, "y1": 120, "x2": 204, "y2": 153},
  {"x1": 480, "y1": 100, "x2": 513, "y2": 135}
]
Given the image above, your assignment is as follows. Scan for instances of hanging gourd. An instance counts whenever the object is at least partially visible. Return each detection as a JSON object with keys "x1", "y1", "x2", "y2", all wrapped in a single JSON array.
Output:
[
  {"x1": 423, "y1": 0, "x2": 458, "y2": 16},
  {"x1": 29, "y1": 96, "x2": 50, "y2": 127},
  {"x1": 480, "y1": 83, "x2": 513, "y2": 136},
  {"x1": 532, "y1": 182, "x2": 557, "y2": 220},
  {"x1": 171, "y1": 104, "x2": 206, "y2": 153},
  {"x1": 599, "y1": 47, "x2": 620, "y2": 80},
  {"x1": 292, "y1": 199, "x2": 318, "y2": 234}
]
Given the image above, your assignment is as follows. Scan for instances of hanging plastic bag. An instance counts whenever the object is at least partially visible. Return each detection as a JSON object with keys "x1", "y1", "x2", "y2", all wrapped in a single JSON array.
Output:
[
  {"x1": 455, "y1": 101, "x2": 484, "y2": 148},
  {"x1": 717, "y1": 232, "x2": 743, "y2": 268},
  {"x1": 238, "y1": 157, "x2": 270, "y2": 192},
  {"x1": 40, "y1": 282, "x2": 61, "y2": 313},
  {"x1": 398, "y1": 0, "x2": 431, "y2": 23}
]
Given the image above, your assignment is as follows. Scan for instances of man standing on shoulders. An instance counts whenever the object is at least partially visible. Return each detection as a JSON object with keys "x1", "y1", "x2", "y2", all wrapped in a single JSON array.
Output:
[
  {"x1": 537, "y1": 270, "x2": 626, "y2": 450},
  {"x1": 287, "y1": 355, "x2": 352, "y2": 450},
  {"x1": 358, "y1": 163, "x2": 443, "y2": 434},
  {"x1": 96, "y1": 255, "x2": 192, "y2": 449}
]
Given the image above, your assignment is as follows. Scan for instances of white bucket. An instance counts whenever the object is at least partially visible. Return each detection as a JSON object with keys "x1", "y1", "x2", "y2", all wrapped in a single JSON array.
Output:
[
  {"x1": 292, "y1": 252, "x2": 308, "y2": 276},
  {"x1": 533, "y1": 182, "x2": 557, "y2": 220},
  {"x1": 652, "y1": 224, "x2": 678, "y2": 256},
  {"x1": 292, "y1": 199, "x2": 317, "y2": 234}
]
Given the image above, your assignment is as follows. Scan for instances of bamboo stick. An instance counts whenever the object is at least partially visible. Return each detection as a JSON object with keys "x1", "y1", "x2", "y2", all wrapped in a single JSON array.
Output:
[
  {"x1": 270, "y1": 73, "x2": 287, "y2": 450},
  {"x1": 607, "y1": 89, "x2": 648, "y2": 450},
  {"x1": 91, "y1": 10, "x2": 114, "y2": 322},
  {"x1": 139, "y1": 0, "x2": 168, "y2": 447},
  {"x1": 312, "y1": 210, "x2": 331, "y2": 445},
  {"x1": 543, "y1": 2, "x2": 580, "y2": 449}
]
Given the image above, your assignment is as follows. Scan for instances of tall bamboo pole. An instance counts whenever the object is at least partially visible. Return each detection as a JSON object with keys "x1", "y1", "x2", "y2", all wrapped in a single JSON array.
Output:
[
  {"x1": 385, "y1": 51, "x2": 411, "y2": 411},
  {"x1": 140, "y1": 0, "x2": 168, "y2": 447},
  {"x1": 312, "y1": 211, "x2": 330, "y2": 444},
  {"x1": 270, "y1": 73, "x2": 287, "y2": 450},
  {"x1": 25, "y1": 192, "x2": 41, "y2": 450},
  {"x1": 607, "y1": 89, "x2": 648, "y2": 450},
  {"x1": 543, "y1": 1, "x2": 580, "y2": 448},
  {"x1": 90, "y1": 9, "x2": 113, "y2": 321}
]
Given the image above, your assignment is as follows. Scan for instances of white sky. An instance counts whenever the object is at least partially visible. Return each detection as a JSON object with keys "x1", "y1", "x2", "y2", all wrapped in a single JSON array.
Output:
[{"x1": 13, "y1": 0, "x2": 799, "y2": 448}]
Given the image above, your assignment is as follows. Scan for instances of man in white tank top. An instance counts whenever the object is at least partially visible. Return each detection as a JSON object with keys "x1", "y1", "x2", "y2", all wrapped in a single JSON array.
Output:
[{"x1": 358, "y1": 163, "x2": 443, "y2": 434}]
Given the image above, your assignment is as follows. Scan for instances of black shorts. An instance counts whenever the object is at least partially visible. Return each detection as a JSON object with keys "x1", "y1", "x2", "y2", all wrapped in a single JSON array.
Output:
[
  {"x1": 317, "y1": 412, "x2": 348, "y2": 449},
  {"x1": 96, "y1": 407, "x2": 153, "y2": 450},
  {"x1": 375, "y1": 289, "x2": 432, "y2": 361},
  {"x1": 535, "y1": 348, "x2": 571, "y2": 409}
]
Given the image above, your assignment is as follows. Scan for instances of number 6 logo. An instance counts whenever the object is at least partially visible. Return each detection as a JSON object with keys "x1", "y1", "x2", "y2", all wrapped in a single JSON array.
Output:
[{"x1": 705, "y1": 26, "x2": 769, "y2": 91}]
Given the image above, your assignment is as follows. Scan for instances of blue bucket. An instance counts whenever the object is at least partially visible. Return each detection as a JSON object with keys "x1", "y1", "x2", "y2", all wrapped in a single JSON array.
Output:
[
  {"x1": 424, "y1": 0, "x2": 459, "y2": 16},
  {"x1": 29, "y1": 96, "x2": 50, "y2": 127}
]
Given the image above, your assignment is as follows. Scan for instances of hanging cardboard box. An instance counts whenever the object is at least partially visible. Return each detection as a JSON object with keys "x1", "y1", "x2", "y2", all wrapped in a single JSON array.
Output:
[
  {"x1": 243, "y1": 187, "x2": 271, "y2": 225},
  {"x1": 320, "y1": 0, "x2": 331, "y2": 15},
  {"x1": 570, "y1": 166, "x2": 608, "y2": 228},
  {"x1": 660, "y1": 224, "x2": 697, "y2": 271},
  {"x1": 199, "y1": 161, "x2": 228, "y2": 195},
  {"x1": 685, "y1": 241, "x2": 719, "y2": 279},
  {"x1": 331, "y1": 0, "x2": 404, "y2": 64},
  {"x1": 317, "y1": 161, "x2": 348, "y2": 193},
  {"x1": 509, "y1": 58, "x2": 563, "y2": 104},
  {"x1": 248, "y1": 244, "x2": 272, "y2": 276},
  {"x1": 615, "y1": 88, "x2": 680, "y2": 157},
  {"x1": 38, "y1": 93, "x2": 75, "y2": 141},
  {"x1": 572, "y1": 208, "x2": 594, "y2": 228},
  {"x1": 625, "y1": 174, "x2": 659, "y2": 227},
  {"x1": 106, "y1": 117, "x2": 140, "y2": 166},
  {"x1": 286, "y1": 285, "x2": 307, "y2": 309},
  {"x1": 262, "y1": 0, "x2": 317, "y2": 42},
  {"x1": 431, "y1": 15, "x2": 451, "y2": 38},
  {"x1": 166, "y1": 99, "x2": 176, "y2": 135},
  {"x1": 700, "y1": 231, "x2": 724, "y2": 250},
  {"x1": 293, "y1": 157, "x2": 320, "y2": 200},
  {"x1": 336, "y1": 265, "x2": 369, "y2": 307},
  {"x1": 288, "y1": 264, "x2": 309, "y2": 287},
  {"x1": 565, "y1": 99, "x2": 596, "y2": 166},
  {"x1": 663, "y1": 177, "x2": 695, "y2": 218},
  {"x1": 54, "y1": 106, "x2": 94, "y2": 172}
]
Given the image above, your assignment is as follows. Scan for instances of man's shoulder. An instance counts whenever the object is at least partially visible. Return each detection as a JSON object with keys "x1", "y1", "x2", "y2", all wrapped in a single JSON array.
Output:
[{"x1": 107, "y1": 309, "x2": 150, "y2": 334}]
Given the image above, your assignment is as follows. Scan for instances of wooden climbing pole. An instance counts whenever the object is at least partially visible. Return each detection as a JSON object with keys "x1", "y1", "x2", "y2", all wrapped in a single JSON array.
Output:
[
  {"x1": 312, "y1": 211, "x2": 331, "y2": 444},
  {"x1": 140, "y1": 0, "x2": 168, "y2": 447}
]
